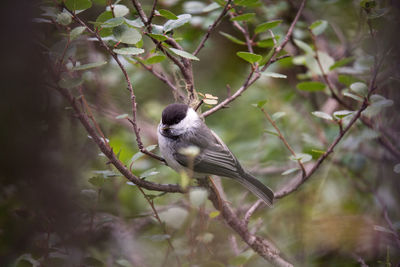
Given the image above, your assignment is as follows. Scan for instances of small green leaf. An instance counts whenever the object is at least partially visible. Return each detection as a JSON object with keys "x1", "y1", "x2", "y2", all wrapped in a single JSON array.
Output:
[
  {"x1": 202, "y1": 3, "x2": 221, "y2": 12},
  {"x1": 311, "y1": 149, "x2": 325, "y2": 155},
  {"x1": 255, "y1": 20, "x2": 283, "y2": 34},
  {"x1": 113, "y1": 24, "x2": 142, "y2": 44},
  {"x1": 169, "y1": 48, "x2": 199, "y2": 61},
  {"x1": 140, "y1": 168, "x2": 159, "y2": 179},
  {"x1": 256, "y1": 37, "x2": 281, "y2": 48},
  {"x1": 311, "y1": 111, "x2": 333, "y2": 120},
  {"x1": 70, "y1": 26, "x2": 86, "y2": 40},
  {"x1": 56, "y1": 12, "x2": 72, "y2": 25},
  {"x1": 294, "y1": 39, "x2": 314, "y2": 55},
  {"x1": 272, "y1": 111, "x2": 286, "y2": 121},
  {"x1": 163, "y1": 14, "x2": 191, "y2": 32},
  {"x1": 65, "y1": 0, "x2": 92, "y2": 11},
  {"x1": 230, "y1": 13, "x2": 255, "y2": 22},
  {"x1": 333, "y1": 110, "x2": 354, "y2": 120},
  {"x1": 147, "y1": 33, "x2": 168, "y2": 41},
  {"x1": 115, "y1": 113, "x2": 129, "y2": 119},
  {"x1": 329, "y1": 57, "x2": 355, "y2": 70},
  {"x1": 145, "y1": 54, "x2": 166, "y2": 64},
  {"x1": 158, "y1": 9, "x2": 178, "y2": 20},
  {"x1": 102, "y1": 17, "x2": 124, "y2": 28},
  {"x1": 281, "y1": 167, "x2": 300, "y2": 175},
  {"x1": 350, "y1": 82, "x2": 368, "y2": 96},
  {"x1": 209, "y1": 211, "x2": 220, "y2": 218},
  {"x1": 95, "y1": 11, "x2": 113, "y2": 37},
  {"x1": 338, "y1": 74, "x2": 362, "y2": 86},
  {"x1": 106, "y1": 4, "x2": 129, "y2": 17},
  {"x1": 370, "y1": 94, "x2": 393, "y2": 108},
  {"x1": 235, "y1": 0, "x2": 260, "y2": 7},
  {"x1": 256, "y1": 100, "x2": 267, "y2": 108},
  {"x1": 296, "y1": 81, "x2": 326, "y2": 91},
  {"x1": 219, "y1": 32, "x2": 246, "y2": 45},
  {"x1": 125, "y1": 17, "x2": 145, "y2": 28},
  {"x1": 309, "y1": 20, "x2": 328, "y2": 35},
  {"x1": 113, "y1": 47, "x2": 144, "y2": 55},
  {"x1": 264, "y1": 130, "x2": 279, "y2": 136},
  {"x1": 262, "y1": 72, "x2": 287, "y2": 79},
  {"x1": 343, "y1": 91, "x2": 364, "y2": 102},
  {"x1": 237, "y1": 51, "x2": 262, "y2": 64},
  {"x1": 72, "y1": 61, "x2": 107, "y2": 70},
  {"x1": 290, "y1": 153, "x2": 312, "y2": 163}
]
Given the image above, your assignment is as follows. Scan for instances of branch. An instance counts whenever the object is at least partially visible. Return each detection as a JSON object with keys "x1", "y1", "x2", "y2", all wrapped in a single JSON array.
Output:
[
  {"x1": 193, "y1": 0, "x2": 233, "y2": 56},
  {"x1": 55, "y1": 83, "x2": 184, "y2": 193},
  {"x1": 202, "y1": 0, "x2": 307, "y2": 117},
  {"x1": 197, "y1": 179, "x2": 293, "y2": 267}
]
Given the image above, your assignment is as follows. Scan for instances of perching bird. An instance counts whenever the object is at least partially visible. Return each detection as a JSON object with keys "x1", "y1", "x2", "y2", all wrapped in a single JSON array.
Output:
[{"x1": 157, "y1": 103, "x2": 274, "y2": 206}]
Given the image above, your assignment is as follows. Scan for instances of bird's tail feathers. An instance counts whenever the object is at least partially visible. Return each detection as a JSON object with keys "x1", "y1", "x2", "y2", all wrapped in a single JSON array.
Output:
[{"x1": 236, "y1": 172, "x2": 274, "y2": 207}]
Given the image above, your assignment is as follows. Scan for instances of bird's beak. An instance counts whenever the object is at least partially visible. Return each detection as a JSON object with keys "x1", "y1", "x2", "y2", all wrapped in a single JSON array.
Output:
[{"x1": 161, "y1": 125, "x2": 170, "y2": 131}]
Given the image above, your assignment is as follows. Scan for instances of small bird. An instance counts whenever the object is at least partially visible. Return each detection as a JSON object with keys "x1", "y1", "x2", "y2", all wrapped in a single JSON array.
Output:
[{"x1": 157, "y1": 103, "x2": 274, "y2": 206}]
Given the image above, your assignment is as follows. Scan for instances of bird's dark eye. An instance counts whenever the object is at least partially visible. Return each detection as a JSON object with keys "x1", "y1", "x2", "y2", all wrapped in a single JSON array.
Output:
[{"x1": 163, "y1": 128, "x2": 171, "y2": 135}]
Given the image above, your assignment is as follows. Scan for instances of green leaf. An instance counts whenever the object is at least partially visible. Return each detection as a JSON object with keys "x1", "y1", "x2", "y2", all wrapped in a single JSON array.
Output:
[
  {"x1": 219, "y1": 32, "x2": 246, "y2": 45},
  {"x1": 209, "y1": 211, "x2": 220, "y2": 218},
  {"x1": 333, "y1": 110, "x2": 354, "y2": 120},
  {"x1": 296, "y1": 81, "x2": 326, "y2": 91},
  {"x1": 255, "y1": 20, "x2": 283, "y2": 34},
  {"x1": 189, "y1": 188, "x2": 208, "y2": 207},
  {"x1": 290, "y1": 153, "x2": 312, "y2": 163},
  {"x1": 89, "y1": 176, "x2": 105, "y2": 187},
  {"x1": 256, "y1": 100, "x2": 267, "y2": 108},
  {"x1": 237, "y1": 51, "x2": 262, "y2": 64},
  {"x1": 262, "y1": 72, "x2": 287, "y2": 79},
  {"x1": 350, "y1": 82, "x2": 368, "y2": 96},
  {"x1": 113, "y1": 47, "x2": 145, "y2": 55},
  {"x1": 95, "y1": 11, "x2": 113, "y2": 37},
  {"x1": 272, "y1": 111, "x2": 286, "y2": 121},
  {"x1": 169, "y1": 48, "x2": 199, "y2": 61},
  {"x1": 183, "y1": 1, "x2": 207, "y2": 14},
  {"x1": 113, "y1": 24, "x2": 142, "y2": 44},
  {"x1": 264, "y1": 130, "x2": 279, "y2": 137},
  {"x1": 202, "y1": 3, "x2": 221, "y2": 12},
  {"x1": 65, "y1": 0, "x2": 92, "y2": 11},
  {"x1": 106, "y1": 4, "x2": 129, "y2": 17},
  {"x1": 163, "y1": 14, "x2": 191, "y2": 32},
  {"x1": 56, "y1": 12, "x2": 72, "y2": 25},
  {"x1": 235, "y1": 0, "x2": 260, "y2": 7},
  {"x1": 309, "y1": 20, "x2": 328, "y2": 35},
  {"x1": 230, "y1": 13, "x2": 255, "y2": 22},
  {"x1": 343, "y1": 91, "x2": 364, "y2": 102},
  {"x1": 259, "y1": 48, "x2": 275, "y2": 65},
  {"x1": 294, "y1": 39, "x2": 314, "y2": 55},
  {"x1": 116, "y1": 259, "x2": 131, "y2": 267},
  {"x1": 140, "y1": 168, "x2": 159, "y2": 179},
  {"x1": 370, "y1": 94, "x2": 393, "y2": 108},
  {"x1": 147, "y1": 33, "x2": 167, "y2": 41},
  {"x1": 70, "y1": 26, "x2": 86, "y2": 40},
  {"x1": 338, "y1": 74, "x2": 362, "y2": 86},
  {"x1": 115, "y1": 113, "x2": 129, "y2": 119},
  {"x1": 72, "y1": 61, "x2": 107, "y2": 70},
  {"x1": 312, "y1": 111, "x2": 333, "y2": 121},
  {"x1": 102, "y1": 17, "x2": 124, "y2": 28},
  {"x1": 145, "y1": 54, "x2": 166, "y2": 64},
  {"x1": 329, "y1": 56, "x2": 355, "y2": 70},
  {"x1": 281, "y1": 167, "x2": 300, "y2": 175},
  {"x1": 125, "y1": 17, "x2": 144, "y2": 28},
  {"x1": 159, "y1": 9, "x2": 178, "y2": 20},
  {"x1": 256, "y1": 36, "x2": 281, "y2": 48},
  {"x1": 58, "y1": 76, "x2": 83, "y2": 89}
]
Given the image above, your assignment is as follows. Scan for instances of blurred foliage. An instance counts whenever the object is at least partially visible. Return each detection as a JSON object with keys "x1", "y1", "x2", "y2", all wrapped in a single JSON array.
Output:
[{"x1": 1, "y1": 0, "x2": 400, "y2": 266}]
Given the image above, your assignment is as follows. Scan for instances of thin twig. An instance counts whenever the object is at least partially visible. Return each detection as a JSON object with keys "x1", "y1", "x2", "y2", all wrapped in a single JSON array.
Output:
[
  {"x1": 260, "y1": 107, "x2": 306, "y2": 177},
  {"x1": 193, "y1": 0, "x2": 233, "y2": 56},
  {"x1": 244, "y1": 199, "x2": 263, "y2": 225}
]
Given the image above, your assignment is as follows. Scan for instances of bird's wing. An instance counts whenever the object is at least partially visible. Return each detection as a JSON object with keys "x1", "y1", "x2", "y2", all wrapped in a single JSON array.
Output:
[{"x1": 174, "y1": 128, "x2": 243, "y2": 178}]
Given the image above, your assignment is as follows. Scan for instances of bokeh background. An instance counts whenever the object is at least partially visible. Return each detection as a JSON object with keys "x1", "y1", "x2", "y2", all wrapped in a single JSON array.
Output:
[{"x1": 1, "y1": 0, "x2": 400, "y2": 266}]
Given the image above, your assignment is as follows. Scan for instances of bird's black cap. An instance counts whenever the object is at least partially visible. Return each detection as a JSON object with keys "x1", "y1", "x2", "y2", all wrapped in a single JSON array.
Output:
[{"x1": 162, "y1": 103, "x2": 189, "y2": 126}]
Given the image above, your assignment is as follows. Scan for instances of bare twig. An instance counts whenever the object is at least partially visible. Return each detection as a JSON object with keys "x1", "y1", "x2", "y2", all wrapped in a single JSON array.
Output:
[
  {"x1": 260, "y1": 107, "x2": 307, "y2": 177},
  {"x1": 193, "y1": 0, "x2": 233, "y2": 56},
  {"x1": 244, "y1": 199, "x2": 263, "y2": 225}
]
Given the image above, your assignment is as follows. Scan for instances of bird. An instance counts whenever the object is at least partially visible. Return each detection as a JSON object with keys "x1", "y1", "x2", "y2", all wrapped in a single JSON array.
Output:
[{"x1": 157, "y1": 103, "x2": 274, "y2": 206}]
